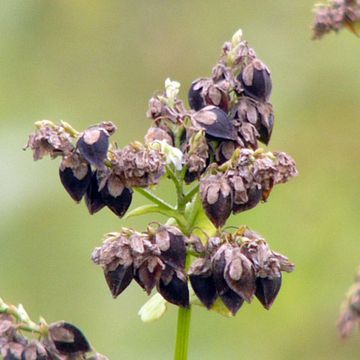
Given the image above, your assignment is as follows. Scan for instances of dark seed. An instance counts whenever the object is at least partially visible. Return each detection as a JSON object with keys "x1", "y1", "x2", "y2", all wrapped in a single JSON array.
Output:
[
  {"x1": 255, "y1": 275, "x2": 282, "y2": 310},
  {"x1": 101, "y1": 182, "x2": 133, "y2": 218},
  {"x1": 134, "y1": 264, "x2": 159, "y2": 295},
  {"x1": 59, "y1": 164, "x2": 92, "y2": 203},
  {"x1": 77, "y1": 127, "x2": 109, "y2": 168},
  {"x1": 258, "y1": 112, "x2": 274, "y2": 145},
  {"x1": 239, "y1": 60, "x2": 272, "y2": 102},
  {"x1": 188, "y1": 80, "x2": 206, "y2": 111},
  {"x1": 192, "y1": 106, "x2": 236, "y2": 141},
  {"x1": 159, "y1": 230, "x2": 186, "y2": 269},
  {"x1": 189, "y1": 274, "x2": 217, "y2": 309},
  {"x1": 85, "y1": 172, "x2": 106, "y2": 214},
  {"x1": 157, "y1": 272, "x2": 189, "y2": 308},
  {"x1": 219, "y1": 289, "x2": 245, "y2": 315},
  {"x1": 49, "y1": 322, "x2": 91, "y2": 355},
  {"x1": 104, "y1": 264, "x2": 134, "y2": 298}
]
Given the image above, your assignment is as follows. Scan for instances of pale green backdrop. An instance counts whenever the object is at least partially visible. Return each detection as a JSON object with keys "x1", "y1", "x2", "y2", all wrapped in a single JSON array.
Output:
[{"x1": 1, "y1": 1, "x2": 360, "y2": 359}]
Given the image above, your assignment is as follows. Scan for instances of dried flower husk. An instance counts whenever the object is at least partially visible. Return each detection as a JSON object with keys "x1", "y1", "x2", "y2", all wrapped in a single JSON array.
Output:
[
  {"x1": 239, "y1": 59, "x2": 272, "y2": 102},
  {"x1": 200, "y1": 173, "x2": 233, "y2": 227},
  {"x1": 144, "y1": 127, "x2": 173, "y2": 146},
  {"x1": 188, "y1": 78, "x2": 229, "y2": 112},
  {"x1": 1, "y1": 341, "x2": 25, "y2": 360},
  {"x1": 189, "y1": 258, "x2": 217, "y2": 309},
  {"x1": 59, "y1": 152, "x2": 92, "y2": 203},
  {"x1": 85, "y1": 171, "x2": 106, "y2": 214},
  {"x1": 25, "y1": 121, "x2": 74, "y2": 161},
  {"x1": 48, "y1": 322, "x2": 91, "y2": 355},
  {"x1": 77, "y1": 122, "x2": 116, "y2": 168},
  {"x1": 215, "y1": 141, "x2": 237, "y2": 165},
  {"x1": 230, "y1": 97, "x2": 274, "y2": 147},
  {"x1": 192, "y1": 106, "x2": 236, "y2": 141},
  {"x1": 183, "y1": 130, "x2": 209, "y2": 184},
  {"x1": 21, "y1": 340, "x2": 48, "y2": 360},
  {"x1": 111, "y1": 143, "x2": 166, "y2": 188}
]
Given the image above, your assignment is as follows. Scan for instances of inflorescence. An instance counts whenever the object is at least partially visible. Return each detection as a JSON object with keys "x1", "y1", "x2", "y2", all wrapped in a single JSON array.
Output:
[
  {"x1": 312, "y1": 0, "x2": 360, "y2": 39},
  {"x1": 0, "y1": 298, "x2": 107, "y2": 360},
  {"x1": 24, "y1": 29, "x2": 297, "y2": 317}
]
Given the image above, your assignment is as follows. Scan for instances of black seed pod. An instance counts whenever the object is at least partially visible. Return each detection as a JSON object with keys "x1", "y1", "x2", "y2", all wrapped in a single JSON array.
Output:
[
  {"x1": 157, "y1": 269, "x2": 189, "y2": 308},
  {"x1": 255, "y1": 275, "x2": 282, "y2": 310},
  {"x1": 104, "y1": 264, "x2": 134, "y2": 298},
  {"x1": 156, "y1": 226, "x2": 186, "y2": 269},
  {"x1": 77, "y1": 126, "x2": 110, "y2": 168},
  {"x1": 48, "y1": 322, "x2": 91, "y2": 355},
  {"x1": 212, "y1": 250, "x2": 244, "y2": 315},
  {"x1": 85, "y1": 172, "x2": 106, "y2": 214},
  {"x1": 192, "y1": 106, "x2": 236, "y2": 141},
  {"x1": 239, "y1": 59, "x2": 272, "y2": 102},
  {"x1": 189, "y1": 258, "x2": 217, "y2": 309},
  {"x1": 200, "y1": 173, "x2": 232, "y2": 227},
  {"x1": 189, "y1": 274, "x2": 217, "y2": 309},
  {"x1": 100, "y1": 175, "x2": 133, "y2": 217},
  {"x1": 59, "y1": 159, "x2": 92, "y2": 203},
  {"x1": 188, "y1": 79, "x2": 207, "y2": 111}
]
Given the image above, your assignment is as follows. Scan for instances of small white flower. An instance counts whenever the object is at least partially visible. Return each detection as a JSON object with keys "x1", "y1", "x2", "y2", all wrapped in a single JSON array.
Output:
[
  {"x1": 231, "y1": 29, "x2": 243, "y2": 47},
  {"x1": 164, "y1": 78, "x2": 181, "y2": 106},
  {"x1": 150, "y1": 140, "x2": 183, "y2": 171}
]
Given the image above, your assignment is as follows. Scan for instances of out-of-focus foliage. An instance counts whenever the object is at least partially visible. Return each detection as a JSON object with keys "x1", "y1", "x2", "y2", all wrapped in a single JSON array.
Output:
[{"x1": 1, "y1": 1, "x2": 360, "y2": 359}]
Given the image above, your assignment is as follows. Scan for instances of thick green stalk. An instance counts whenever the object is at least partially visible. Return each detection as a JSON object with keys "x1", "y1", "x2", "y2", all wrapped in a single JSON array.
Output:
[{"x1": 174, "y1": 306, "x2": 192, "y2": 360}]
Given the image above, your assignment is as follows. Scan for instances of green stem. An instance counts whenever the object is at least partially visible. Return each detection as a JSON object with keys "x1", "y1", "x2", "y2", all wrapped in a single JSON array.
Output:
[
  {"x1": 174, "y1": 307, "x2": 192, "y2": 360},
  {"x1": 134, "y1": 188, "x2": 175, "y2": 210},
  {"x1": 166, "y1": 165, "x2": 185, "y2": 209}
]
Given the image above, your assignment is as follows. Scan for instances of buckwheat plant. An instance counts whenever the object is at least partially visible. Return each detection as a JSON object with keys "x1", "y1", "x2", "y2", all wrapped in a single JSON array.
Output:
[
  {"x1": 312, "y1": 0, "x2": 360, "y2": 38},
  {"x1": 24, "y1": 30, "x2": 297, "y2": 359}
]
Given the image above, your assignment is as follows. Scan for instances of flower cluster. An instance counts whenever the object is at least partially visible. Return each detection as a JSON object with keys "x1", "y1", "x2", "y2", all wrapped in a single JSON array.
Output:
[
  {"x1": 92, "y1": 226, "x2": 189, "y2": 307},
  {"x1": 337, "y1": 267, "x2": 360, "y2": 338},
  {"x1": 312, "y1": 0, "x2": 360, "y2": 39},
  {"x1": 25, "y1": 121, "x2": 167, "y2": 217},
  {"x1": 0, "y1": 298, "x2": 106, "y2": 360},
  {"x1": 200, "y1": 149, "x2": 297, "y2": 227},
  {"x1": 146, "y1": 29, "x2": 277, "y2": 184},
  {"x1": 25, "y1": 30, "x2": 297, "y2": 319},
  {"x1": 189, "y1": 228, "x2": 294, "y2": 315}
]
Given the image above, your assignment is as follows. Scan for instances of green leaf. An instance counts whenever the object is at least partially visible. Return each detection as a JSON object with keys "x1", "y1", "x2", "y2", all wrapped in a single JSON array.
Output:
[{"x1": 124, "y1": 204, "x2": 162, "y2": 219}]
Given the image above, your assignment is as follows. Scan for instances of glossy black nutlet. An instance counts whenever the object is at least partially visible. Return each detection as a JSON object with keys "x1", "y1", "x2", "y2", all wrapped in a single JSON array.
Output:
[
  {"x1": 192, "y1": 106, "x2": 236, "y2": 141},
  {"x1": 105, "y1": 264, "x2": 134, "y2": 298},
  {"x1": 190, "y1": 274, "x2": 217, "y2": 309},
  {"x1": 239, "y1": 59, "x2": 272, "y2": 102},
  {"x1": 157, "y1": 270, "x2": 190, "y2": 308},
  {"x1": 77, "y1": 126, "x2": 110, "y2": 168},
  {"x1": 85, "y1": 172, "x2": 106, "y2": 214},
  {"x1": 255, "y1": 275, "x2": 282, "y2": 310},
  {"x1": 48, "y1": 322, "x2": 91, "y2": 355},
  {"x1": 59, "y1": 164, "x2": 92, "y2": 203},
  {"x1": 188, "y1": 79, "x2": 206, "y2": 111}
]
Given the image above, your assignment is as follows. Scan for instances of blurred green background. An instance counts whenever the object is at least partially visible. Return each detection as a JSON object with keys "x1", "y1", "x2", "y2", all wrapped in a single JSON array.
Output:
[{"x1": 1, "y1": 1, "x2": 360, "y2": 359}]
